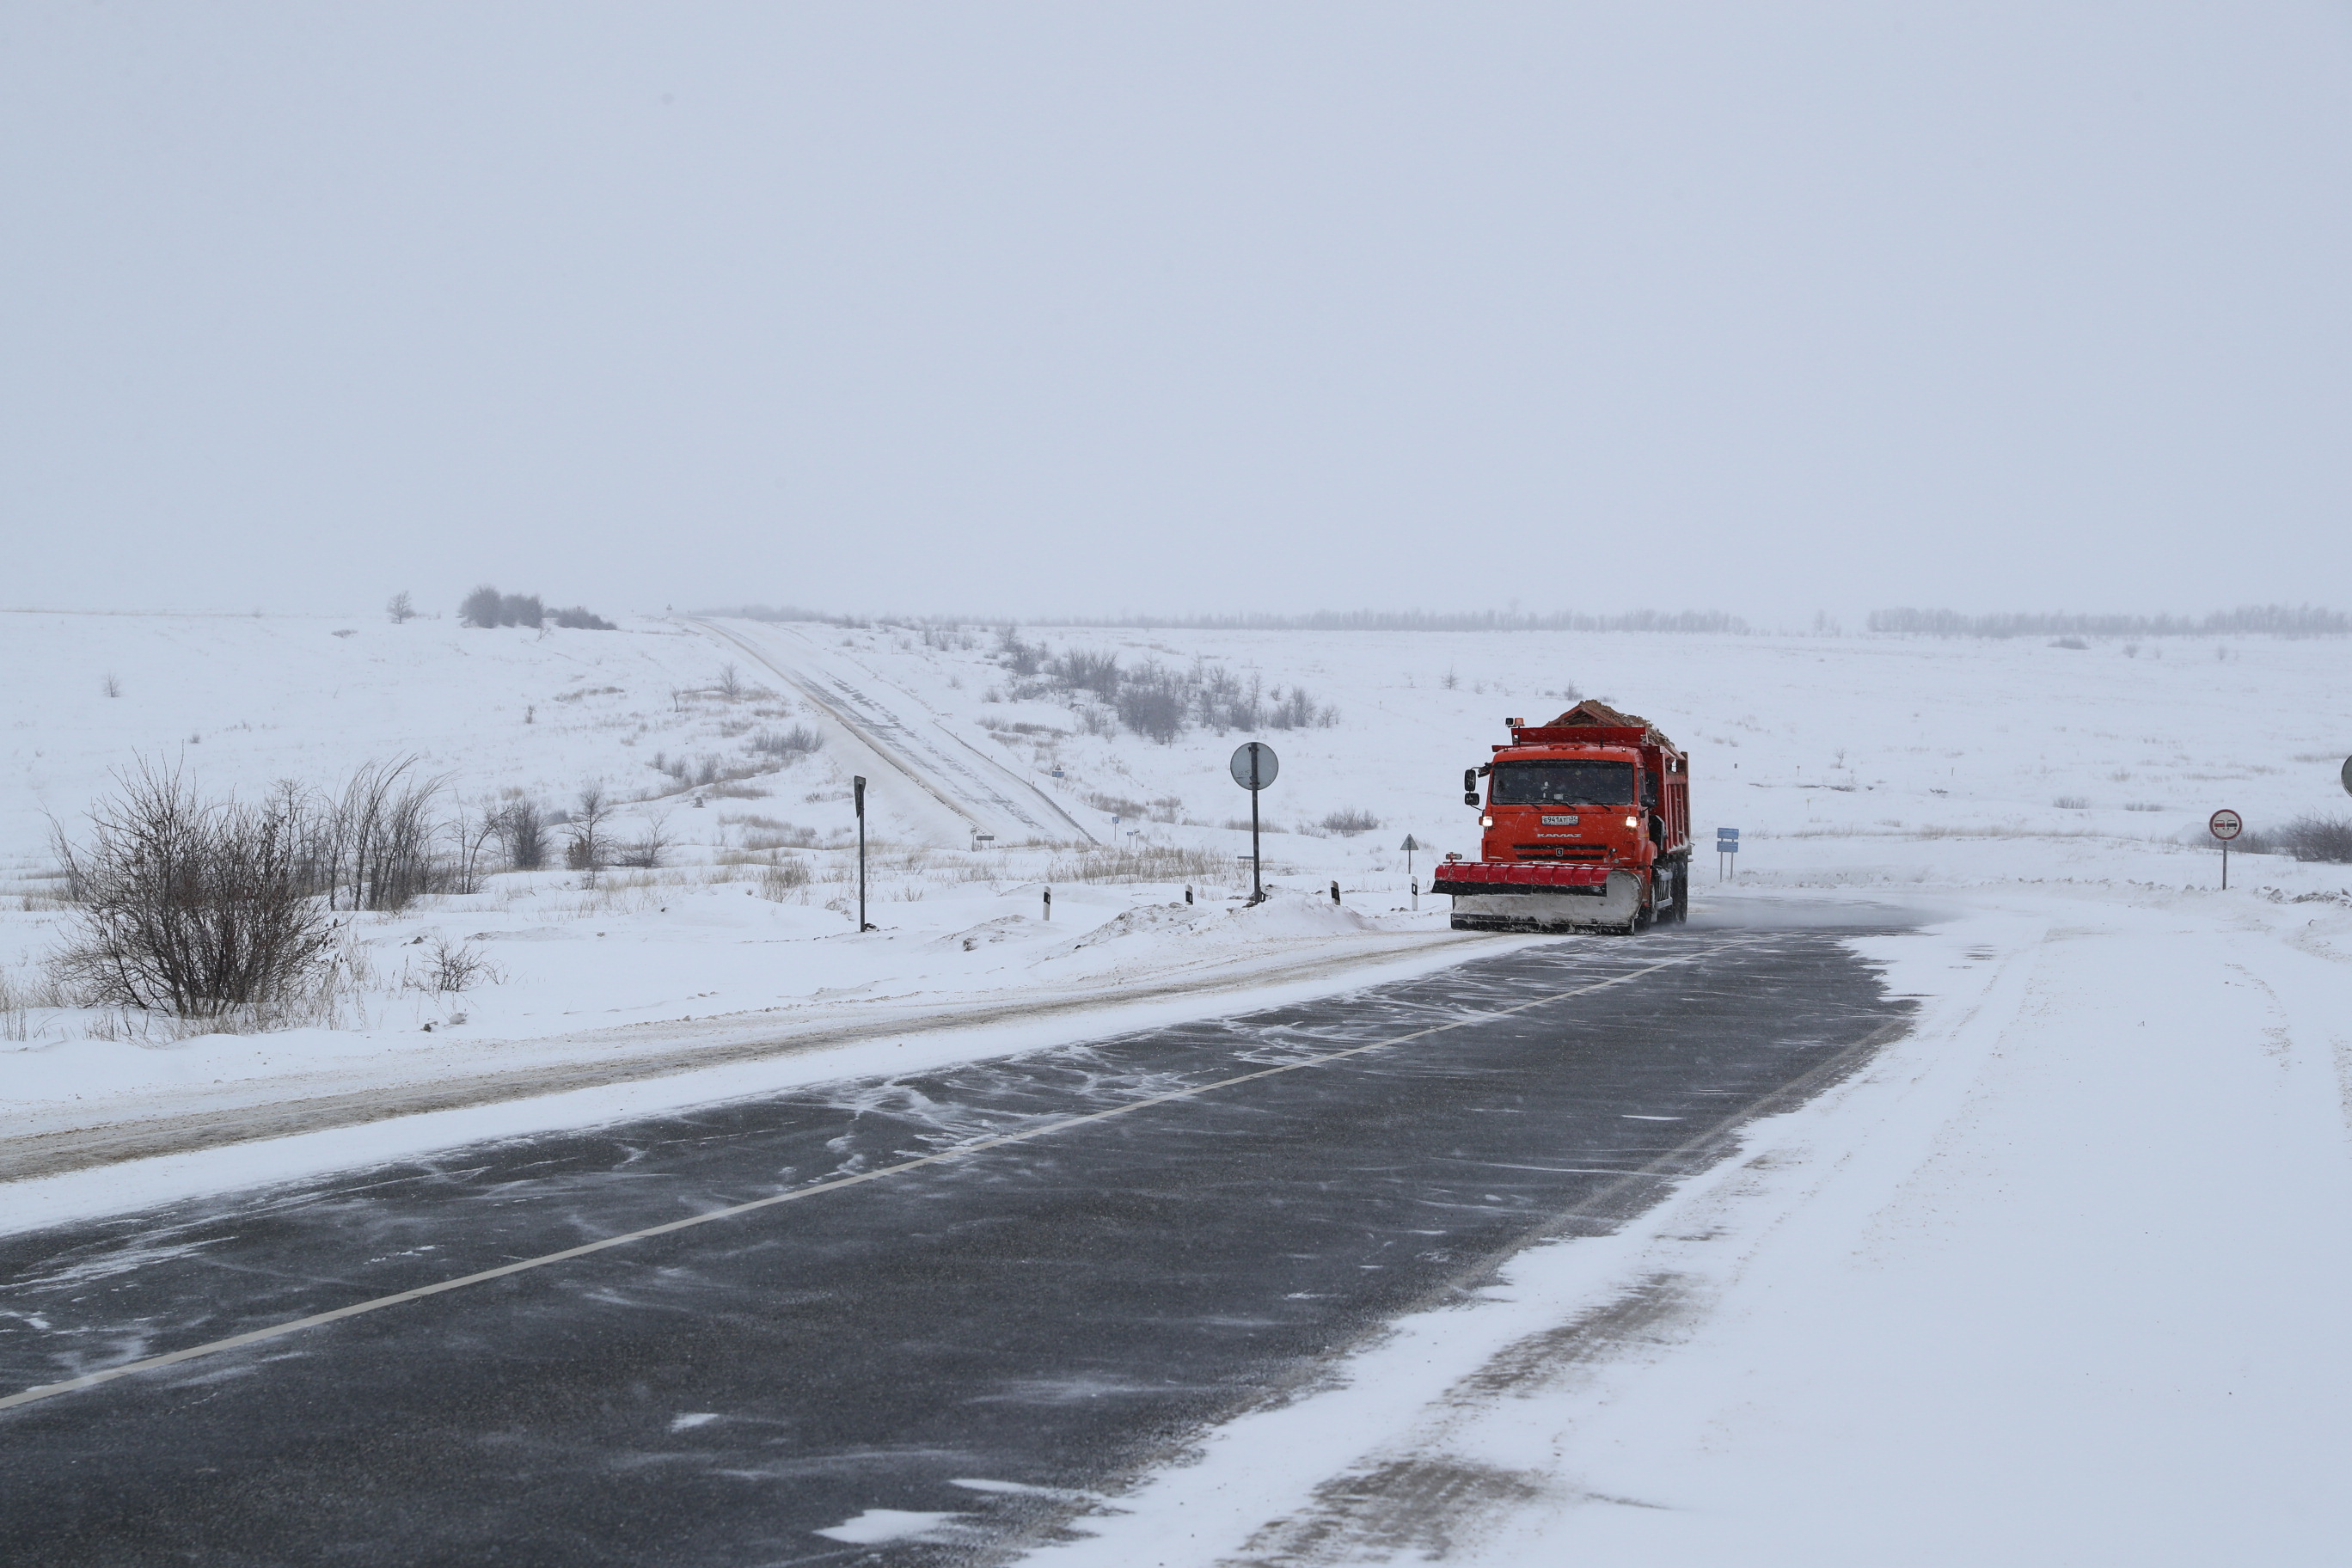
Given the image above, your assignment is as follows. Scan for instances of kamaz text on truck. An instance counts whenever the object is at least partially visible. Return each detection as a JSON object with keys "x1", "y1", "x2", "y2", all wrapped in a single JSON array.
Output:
[{"x1": 1432, "y1": 700, "x2": 1692, "y2": 934}]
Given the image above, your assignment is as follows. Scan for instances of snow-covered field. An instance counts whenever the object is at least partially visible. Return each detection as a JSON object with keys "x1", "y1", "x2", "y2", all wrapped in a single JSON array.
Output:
[{"x1": 5, "y1": 610, "x2": 2352, "y2": 1559}]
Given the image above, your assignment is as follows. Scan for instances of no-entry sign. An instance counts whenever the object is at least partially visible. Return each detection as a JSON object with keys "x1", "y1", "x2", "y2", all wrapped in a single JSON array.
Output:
[{"x1": 2208, "y1": 808, "x2": 2243, "y2": 842}]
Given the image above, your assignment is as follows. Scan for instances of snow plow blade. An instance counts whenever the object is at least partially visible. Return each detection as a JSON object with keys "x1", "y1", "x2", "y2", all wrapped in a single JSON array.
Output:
[{"x1": 1431, "y1": 863, "x2": 1647, "y2": 934}]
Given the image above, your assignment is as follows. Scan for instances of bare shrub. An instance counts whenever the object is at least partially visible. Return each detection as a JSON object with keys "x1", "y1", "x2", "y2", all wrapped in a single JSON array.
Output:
[
  {"x1": 615, "y1": 812, "x2": 671, "y2": 869},
  {"x1": 1117, "y1": 684, "x2": 1185, "y2": 744},
  {"x1": 746, "y1": 725, "x2": 824, "y2": 759},
  {"x1": 1044, "y1": 843, "x2": 1231, "y2": 884},
  {"x1": 1320, "y1": 808, "x2": 1381, "y2": 835},
  {"x1": 0, "y1": 967, "x2": 69, "y2": 1042},
  {"x1": 1264, "y1": 685, "x2": 1333, "y2": 730},
  {"x1": 758, "y1": 860, "x2": 812, "y2": 900},
  {"x1": 1082, "y1": 792, "x2": 1184, "y2": 824},
  {"x1": 550, "y1": 605, "x2": 615, "y2": 630},
  {"x1": 717, "y1": 663, "x2": 744, "y2": 700},
  {"x1": 496, "y1": 799, "x2": 549, "y2": 870},
  {"x1": 995, "y1": 639, "x2": 1336, "y2": 739},
  {"x1": 317, "y1": 759, "x2": 447, "y2": 911},
  {"x1": 2275, "y1": 815, "x2": 2352, "y2": 863},
  {"x1": 387, "y1": 591, "x2": 415, "y2": 624},
  {"x1": 459, "y1": 585, "x2": 577, "y2": 629},
  {"x1": 101, "y1": 672, "x2": 122, "y2": 698},
  {"x1": 409, "y1": 937, "x2": 500, "y2": 993},
  {"x1": 2053, "y1": 795, "x2": 2089, "y2": 810},
  {"x1": 49, "y1": 764, "x2": 337, "y2": 1019}
]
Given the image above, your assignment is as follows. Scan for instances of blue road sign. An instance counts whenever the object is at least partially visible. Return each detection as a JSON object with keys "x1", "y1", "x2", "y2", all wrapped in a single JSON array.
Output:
[{"x1": 1717, "y1": 828, "x2": 1739, "y2": 851}]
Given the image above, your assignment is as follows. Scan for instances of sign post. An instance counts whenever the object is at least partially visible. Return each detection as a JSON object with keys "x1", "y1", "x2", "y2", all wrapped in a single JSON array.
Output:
[
  {"x1": 1229, "y1": 742, "x2": 1280, "y2": 905},
  {"x1": 853, "y1": 775, "x2": 873, "y2": 930},
  {"x1": 1400, "y1": 834, "x2": 1420, "y2": 910},
  {"x1": 2209, "y1": 807, "x2": 2242, "y2": 889},
  {"x1": 1717, "y1": 827, "x2": 1739, "y2": 881}
]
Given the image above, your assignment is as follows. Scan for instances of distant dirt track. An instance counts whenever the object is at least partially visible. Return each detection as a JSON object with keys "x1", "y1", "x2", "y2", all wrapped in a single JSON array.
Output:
[{"x1": 0, "y1": 933, "x2": 1490, "y2": 1185}]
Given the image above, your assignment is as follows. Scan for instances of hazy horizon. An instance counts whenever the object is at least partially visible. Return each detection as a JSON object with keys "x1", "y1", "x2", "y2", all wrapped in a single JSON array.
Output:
[{"x1": 7, "y1": 4, "x2": 2348, "y2": 624}]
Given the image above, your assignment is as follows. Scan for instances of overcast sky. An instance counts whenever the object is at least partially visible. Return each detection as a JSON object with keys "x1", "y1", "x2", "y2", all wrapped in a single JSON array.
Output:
[{"x1": 4, "y1": 3, "x2": 2348, "y2": 625}]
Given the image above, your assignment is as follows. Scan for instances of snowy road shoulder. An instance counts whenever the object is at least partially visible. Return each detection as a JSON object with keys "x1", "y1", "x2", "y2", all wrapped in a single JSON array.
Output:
[
  {"x1": 1020, "y1": 886, "x2": 2352, "y2": 1567},
  {"x1": 0, "y1": 900, "x2": 1525, "y2": 1239}
]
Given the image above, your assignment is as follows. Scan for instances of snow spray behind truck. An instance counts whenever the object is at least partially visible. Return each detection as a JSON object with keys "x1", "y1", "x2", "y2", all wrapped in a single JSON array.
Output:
[{"x1": 1433, "y1": 700, "x2": 1692, "y2": 934}]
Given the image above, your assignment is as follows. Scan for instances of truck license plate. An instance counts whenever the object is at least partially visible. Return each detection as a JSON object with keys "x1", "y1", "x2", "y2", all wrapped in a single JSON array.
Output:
[{"x1": 1541, "y1": 814, "x2": 1579, "y2": 825}]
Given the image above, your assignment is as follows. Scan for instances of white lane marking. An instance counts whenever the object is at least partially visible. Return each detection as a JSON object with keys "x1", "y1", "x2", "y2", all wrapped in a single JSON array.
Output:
[{"x1": 0, "y1": 944, "x2": 1747, "y2": 1414}]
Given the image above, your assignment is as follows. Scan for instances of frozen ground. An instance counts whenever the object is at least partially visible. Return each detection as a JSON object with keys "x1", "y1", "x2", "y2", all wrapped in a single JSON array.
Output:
[{"x1": 3, "y1": 611, "x2": 2351, "y2": 1558}]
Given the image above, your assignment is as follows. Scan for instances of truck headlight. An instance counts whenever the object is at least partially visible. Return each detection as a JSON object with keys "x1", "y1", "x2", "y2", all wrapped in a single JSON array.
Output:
[
  {"x1": 1481, "y1": 816, "x2": 1493, "y2": 828},
  {"x1": 1625, "y1": 815, "x2": 1638, "y2": 829}
]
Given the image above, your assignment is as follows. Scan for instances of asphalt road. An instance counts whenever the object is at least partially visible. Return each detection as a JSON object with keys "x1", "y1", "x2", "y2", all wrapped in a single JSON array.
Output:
[{"x1": 0, "y1": 923, "x2": 1909, "y2": 1566}]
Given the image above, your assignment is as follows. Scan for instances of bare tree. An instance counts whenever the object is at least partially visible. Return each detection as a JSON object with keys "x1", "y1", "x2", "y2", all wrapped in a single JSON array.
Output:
[
  {"x1": 101, "y1": 673, "x2": 122, "y2": 698},
  {"x1": 716, "y1": 663, "x2": 744, "y2": 700},
  {"x1": 387, "y1": 591, "x2": 416, "y2": 624},
  {"x1": 49, "y1": 763, "x2": 337, "y2": 1019},
  {"x1": 447, "y1": 803, "x2": 503, "y2": 894},
  {"x1": 460, "y1": 585, "x2": 504, "y2": 628},
  {"x1": 566, "y1": 785, "x2": 615, "y2": 884}
]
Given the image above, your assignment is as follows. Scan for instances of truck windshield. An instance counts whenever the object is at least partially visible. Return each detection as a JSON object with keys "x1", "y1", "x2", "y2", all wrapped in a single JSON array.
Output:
[{"x1": 1491, "y1": 760, "x2": 1635, "y2": 806}]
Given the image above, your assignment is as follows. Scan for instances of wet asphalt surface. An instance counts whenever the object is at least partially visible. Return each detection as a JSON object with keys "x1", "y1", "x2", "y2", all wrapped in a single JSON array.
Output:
[{"x1": 0, "y1": 923, "x2": 1908, "y2": 1566}]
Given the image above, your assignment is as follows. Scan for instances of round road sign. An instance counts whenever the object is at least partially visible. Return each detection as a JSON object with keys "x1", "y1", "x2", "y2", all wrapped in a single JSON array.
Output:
[
  {"x1": 2341, "y1": 756, "x2": 2352, "y2": 797},
  {"x1": 2209, "y1": 808, "x2": 2243, "y2": 842},
  {"x1": 1228, "y1": 742, "x2": 1279, "y2": 792}
]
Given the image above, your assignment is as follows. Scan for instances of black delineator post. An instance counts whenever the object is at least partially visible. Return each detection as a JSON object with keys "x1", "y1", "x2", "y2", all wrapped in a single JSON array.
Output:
[{"x1": 854, "y1": 775, "x2": 872, "y2": 931}]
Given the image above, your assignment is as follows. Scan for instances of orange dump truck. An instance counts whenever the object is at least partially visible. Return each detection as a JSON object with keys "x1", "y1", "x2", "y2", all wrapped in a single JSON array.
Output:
[{"x1": 1432, "y1": 700, "x2": 1691, "y2": 934}]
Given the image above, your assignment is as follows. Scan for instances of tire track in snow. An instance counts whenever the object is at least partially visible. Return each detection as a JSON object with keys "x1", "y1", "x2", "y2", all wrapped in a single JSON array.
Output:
[{"x1": 691, "y1": 618, "x2": 1094, "y2": 846}]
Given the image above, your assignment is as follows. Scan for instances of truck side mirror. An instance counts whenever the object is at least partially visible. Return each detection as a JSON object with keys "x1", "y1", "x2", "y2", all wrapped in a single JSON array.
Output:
[
  {"x1": 1465, "y1": 792, "x2": 1479, "y2": 805},
  {"x1": 1464, "y1": 769, "x2": 1479, "y2": 806}
]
